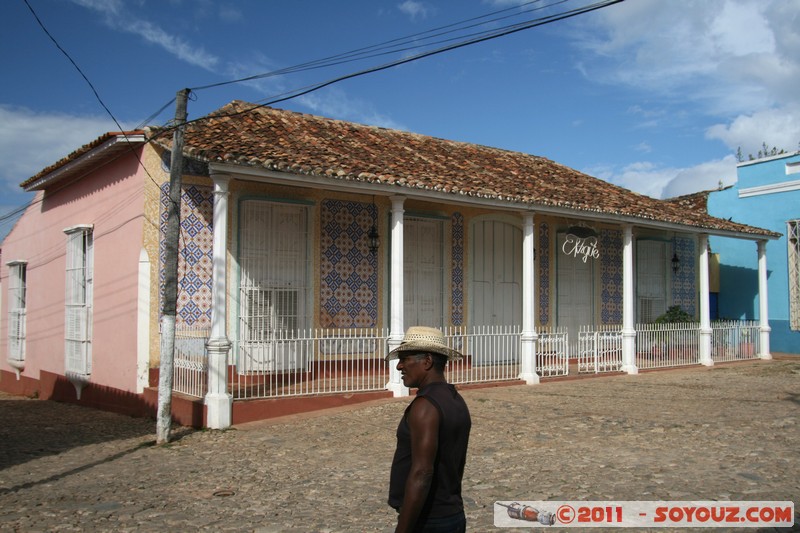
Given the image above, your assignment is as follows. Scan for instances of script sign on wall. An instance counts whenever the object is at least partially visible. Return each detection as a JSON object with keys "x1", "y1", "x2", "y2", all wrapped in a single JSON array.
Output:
[{"x1": 562, "y1": 227, "x2": 600, "y2": 263}]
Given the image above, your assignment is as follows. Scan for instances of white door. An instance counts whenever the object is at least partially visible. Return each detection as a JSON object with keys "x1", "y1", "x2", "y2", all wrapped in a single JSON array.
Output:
[
  {"x1": 404, "y1": 218, "x2": 444, "y2": 329},
  {"x1": 637, "y1": 240, "x2": 667, "y2": 323},
  {"x1": 238, "y1": 200, "x2": 309, "y2": 372},
  {"x1": 471, "y1": 220, "x2": 522, "y2": 327},
  {"x1": 557, "y1": 232, "x2": 595, "y2": 352}
]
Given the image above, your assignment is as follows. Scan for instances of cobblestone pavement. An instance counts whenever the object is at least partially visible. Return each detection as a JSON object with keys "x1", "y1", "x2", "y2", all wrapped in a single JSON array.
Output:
[{"x1": 1, "y1": 359, "x2": 798, "y2": 532}]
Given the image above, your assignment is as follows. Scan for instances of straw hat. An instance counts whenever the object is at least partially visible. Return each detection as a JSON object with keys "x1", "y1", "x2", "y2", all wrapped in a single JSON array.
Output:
[{"x1": 385, "y1": 326, "x2": 464, "y2": 361}]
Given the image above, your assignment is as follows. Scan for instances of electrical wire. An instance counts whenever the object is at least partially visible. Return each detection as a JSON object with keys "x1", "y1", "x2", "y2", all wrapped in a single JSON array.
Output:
[
  {"x1": 190, "y1": 0, "x2": 564, "y2": 91},
  {"x1": 153, "y1": 0, "x2": 623, "y2": 138}
]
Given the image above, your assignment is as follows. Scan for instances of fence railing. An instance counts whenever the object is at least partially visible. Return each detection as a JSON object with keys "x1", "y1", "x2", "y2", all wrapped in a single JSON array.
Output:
[
  {"x1": 578, "y1": 325, "x2": 623, "y2": 373},
  {"x1": 445, "y1": 325, "x2": 522, "y2": 384},
  {"x1": 711, "y1": 320, "x2": 761, "y2": 362},
  {"x1": 169, "y1": 320, "x2": 764, "y2": 401},
  {"x1": 231, "y1": 327, "x2": 389, "y2": 400},
  {"x1": 537, "y1": 326, "x2": 569, "y2": 377},
  {"x1": 173, "y1": 328, "x2": 210, "y2": 398},
  {"x1": 636, "y1": 322, "x2": 700, "y2": 370}
]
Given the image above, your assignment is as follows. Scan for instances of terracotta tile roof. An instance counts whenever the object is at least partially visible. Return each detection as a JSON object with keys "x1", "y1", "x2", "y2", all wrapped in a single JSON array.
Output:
[
  {"x1": 21, "y1": 131, "x2": 146, "y2": 191},
  {"x1": 145, "y1": 103, "x2": 776, "y2": 238}
]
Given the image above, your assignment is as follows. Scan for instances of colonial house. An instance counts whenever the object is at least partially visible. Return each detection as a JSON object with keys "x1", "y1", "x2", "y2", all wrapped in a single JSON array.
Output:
[
  {"x1": 706, "y1": 151, "x2": 800, "y2": 354},
  {"x1": 0, "y1": 102, "x2": 779, "y2": 428}
]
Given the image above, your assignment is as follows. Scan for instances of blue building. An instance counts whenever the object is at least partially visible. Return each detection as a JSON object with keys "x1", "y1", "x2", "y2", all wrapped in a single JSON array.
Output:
[{"x1": 708, "y1": 151, "x2": 800, "y2": 355}]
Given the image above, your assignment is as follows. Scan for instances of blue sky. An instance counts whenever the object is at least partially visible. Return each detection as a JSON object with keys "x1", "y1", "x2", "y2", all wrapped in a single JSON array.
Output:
[{"x1": 2, "y1": 0, "x2": 799, "y2": 240}]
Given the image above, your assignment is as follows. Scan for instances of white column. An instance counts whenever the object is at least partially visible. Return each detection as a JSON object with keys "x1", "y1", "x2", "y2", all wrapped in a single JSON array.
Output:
[
  {"x1": 698, "y1": 234, "x2": 713, "y2": 366},
  {"x1": 386, "y1": 195, "x2": 408, "y2": 397},
  {"x1": 757, "y1": 240, "x2": 772, "y2": 359},
  {"x1": 519, "y1": 213, "x2": 539, "y2": 384},
  {"x1": 621, "y1": 224, "x2": 638, "y2": 374},
  {"x1": 206, "y1": 173, "x2": 233, "y2": 429}
]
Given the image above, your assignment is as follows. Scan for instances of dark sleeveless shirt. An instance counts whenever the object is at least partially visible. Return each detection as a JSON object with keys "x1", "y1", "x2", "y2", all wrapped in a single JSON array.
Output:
[{"x1": 388, "y1": 381, "x2": 471, "y2": 519}]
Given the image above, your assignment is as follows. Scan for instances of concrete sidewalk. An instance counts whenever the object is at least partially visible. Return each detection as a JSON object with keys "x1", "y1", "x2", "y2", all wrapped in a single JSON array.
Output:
[{"x1": 1, "y1": 359, "x2": 798, "y2": 532}]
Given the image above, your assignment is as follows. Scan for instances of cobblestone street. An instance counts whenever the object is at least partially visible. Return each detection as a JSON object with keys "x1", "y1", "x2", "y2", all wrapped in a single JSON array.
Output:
[{"x1": 1, "y1": 359, "x2": 798, "y2": 532}]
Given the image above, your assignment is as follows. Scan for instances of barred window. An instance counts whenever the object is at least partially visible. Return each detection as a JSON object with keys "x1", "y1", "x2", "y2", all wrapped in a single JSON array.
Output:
[
  {"x1": 788, "y1": 220, "x2": 800, "y2": 331},
  {"x1": 6, "y1": 261, "x2": 27, "y2": 362},
  {"x1": 64, "y1": 225, "x2": 93, "y2": 375}
]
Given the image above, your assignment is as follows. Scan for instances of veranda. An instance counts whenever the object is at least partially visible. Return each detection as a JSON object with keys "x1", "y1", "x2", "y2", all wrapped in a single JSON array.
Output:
[{"x1": 170, "y1": 320, "x2": 765, "y2": 400}]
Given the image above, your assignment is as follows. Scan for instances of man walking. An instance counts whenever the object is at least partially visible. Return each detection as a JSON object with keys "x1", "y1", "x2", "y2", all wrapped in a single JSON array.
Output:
[{"x1": 387, "y1": 327, "x2": 471, "y2": 533}]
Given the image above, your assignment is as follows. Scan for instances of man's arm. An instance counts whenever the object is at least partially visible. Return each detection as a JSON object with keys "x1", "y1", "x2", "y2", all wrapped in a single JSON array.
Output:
[{"x1": 395, "y1": 397, "x2": 440, "y2": 533}]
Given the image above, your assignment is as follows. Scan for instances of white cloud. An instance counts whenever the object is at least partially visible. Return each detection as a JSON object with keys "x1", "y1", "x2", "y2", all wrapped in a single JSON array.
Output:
[
  {"x1": 398, "y1": 1, "x2": 431, "y2": 20},
  {"x1": 706, "y1": 105, "x2": 800, "y2": 157},
  {"x1": 575, "y1": 0, "x2": 800, "y2": 115},
  {"x1": 660, "y1": 156, "x2": 738, "y2": 199},
  {"x1": 0, "y1": 106, "x2": 116, "y2": 193},
  {"x1": 218, "y1": 6, "x2": 243, "y2": 23},
  {"x1": 584, "y1": 156, "x2": 738, "y2": 200},
  {"x1": 297, "y1": 89, "x2": 406, "y2": 131},
  {"x1": 573, "y1": 0, "x2": 800, "y2": 197},
  {"x1": 71, "y1": 0, "x2": 219, "y2": 70}
]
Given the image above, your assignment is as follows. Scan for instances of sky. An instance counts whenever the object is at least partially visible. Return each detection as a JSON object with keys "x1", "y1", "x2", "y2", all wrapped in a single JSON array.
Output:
[{"x1": 2, "y1": 0, "x2": 799, "y2": 241}]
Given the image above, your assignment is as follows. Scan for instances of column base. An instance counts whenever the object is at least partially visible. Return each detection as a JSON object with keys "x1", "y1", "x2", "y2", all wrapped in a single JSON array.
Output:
[
  {"x1": 621, "y1": 364, "x2": 639, "y2": 375},
  {"x1": 518, "y1": 372, "x2": 540, "y2": 385},
  {"x1": 205, "y1": 392, "x2": 233, "y2": 429},
  {"x1": 386, "y1": 382, "x2": 410, "y2": 397}
]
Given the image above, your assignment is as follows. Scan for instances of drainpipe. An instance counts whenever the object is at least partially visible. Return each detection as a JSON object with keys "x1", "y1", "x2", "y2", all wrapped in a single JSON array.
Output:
[
  {"x1": 757, "y1": 240, "x2": 772, "y2": 359},
  {"x1": 386, "y1": 195, "x2": 408, "y2": 397},
  {"x1": 698, "y1": 234, "x2": 713, "y2": 366},
  {"x1": 621, "y1": 224, "x2": 638, "y2": 374},
  {"x1": 519, "y1": 212, "x2": 539, "y2": 384}
]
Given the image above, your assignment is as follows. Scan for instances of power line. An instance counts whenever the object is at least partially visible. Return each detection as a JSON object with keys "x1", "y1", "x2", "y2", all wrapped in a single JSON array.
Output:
[
  {"x1": 154, "y1": 0, "x2": 623, "y2": 137},
  {"x1": 190, "y1": 0, "x2": 563, "y2": 91}
]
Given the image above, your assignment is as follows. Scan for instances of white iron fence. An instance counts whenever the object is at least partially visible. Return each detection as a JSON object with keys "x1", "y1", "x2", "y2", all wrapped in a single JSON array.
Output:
[
  {"x1": 711, "y1": 320, "x2": 761, "y2": 362},
  {"x1": 636, "y1": 322, "x2": 700, "y2": 369},
  {"x1": 578, "y1": 325, "x2": 623, "y2": 373},
  {"x1": 173, "y1": 328, "x2": 210, "y2": 398},
  {"x1": 169, "y1": 320, "x2": 764, "y2": 401},
  {"x1": 445, "y1": 325, "x2": 522, "y2": 384},
  {"x1": 231, "y1": 327, "x2": 389, "y2": 400},
  {"x1": 537, "y1": 326, "x2": 569, "y2": 377}
]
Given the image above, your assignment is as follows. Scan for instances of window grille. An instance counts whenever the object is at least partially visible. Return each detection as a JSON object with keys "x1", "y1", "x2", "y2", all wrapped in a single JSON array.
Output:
[
  {"x1": 6, "y1": 261, "x2": 27, "y2": 362},
  {"x1": 238, "y1": 200, "x2": 310, "y2": 371},
  {"x1": 788, "y1": 220, "x2": 800, "y2": 330},
  {"x1": 637, "y1": 240, "x2": 667, "y2": 323},
  {"x1": 64, "y1": 226, "x2": 93, "y2": 375}
]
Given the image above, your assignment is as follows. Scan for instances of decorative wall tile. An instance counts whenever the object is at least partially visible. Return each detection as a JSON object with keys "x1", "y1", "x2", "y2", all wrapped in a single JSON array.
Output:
[
  {"x1": 600, "y1": 228, "x2": 623, "y2": 324},
  {"x1": 159, "y1": 183, "x2": 214, "y2": 328},
  {"x1": 451, "y1": 212, "x2": 464, "y2": 326},
  {"x1": 672, "y1": 236, "x2": 697, "y2": 314},
  {"x1": 538, "y1": 222, "x2": 550, "y2": 325},
  {"x1": 319, "y1": 199, "x2": 378, "y2": 328}
]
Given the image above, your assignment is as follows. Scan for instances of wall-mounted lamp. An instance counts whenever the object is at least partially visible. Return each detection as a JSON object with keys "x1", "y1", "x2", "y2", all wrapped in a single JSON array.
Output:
[
  {"x1": 368, "y1": 224, "x2": 380, "y2": 254},
  {"x1": 671, "y1": 252, "x2": 680, "y2": 274},
  {"x1": 368, "y1": 197, "x2": 380, "y2": 254},
  {"x1": 566, "y1": 225, "x2": 598, "y2": 239}
]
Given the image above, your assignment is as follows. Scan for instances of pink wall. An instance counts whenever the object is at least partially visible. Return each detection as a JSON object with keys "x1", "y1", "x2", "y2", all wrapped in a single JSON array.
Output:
[{"x1": 1, "y1": 149, "x2": 146, "y2": 393}]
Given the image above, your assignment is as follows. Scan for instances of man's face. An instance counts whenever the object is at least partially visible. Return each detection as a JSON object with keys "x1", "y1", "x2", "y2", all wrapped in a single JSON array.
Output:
[{"x1": 396, "y1": 352, "x2": 429, "y2": 388}]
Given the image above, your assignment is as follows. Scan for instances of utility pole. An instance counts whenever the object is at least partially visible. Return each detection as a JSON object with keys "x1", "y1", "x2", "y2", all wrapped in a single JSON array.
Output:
[{"x1": 156, "y1": 88, "x2": 190, "y2": 445}]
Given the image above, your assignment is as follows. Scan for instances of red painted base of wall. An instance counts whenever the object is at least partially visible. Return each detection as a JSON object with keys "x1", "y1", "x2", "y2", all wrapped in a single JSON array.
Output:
[
  {"x1": 232, "y1": 389, "x2": 393, "y2": 425},
  {"x1": 0, "y1": 368, "x2": 394, "y2": 429}
]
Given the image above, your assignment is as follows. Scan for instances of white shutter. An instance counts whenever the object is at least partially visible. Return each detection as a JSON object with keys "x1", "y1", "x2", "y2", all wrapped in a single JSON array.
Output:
[
  {"x1": 637, "y1": 240, "x2": 667, "y2": 322},
  {"x1": 403, "y1": 218, "x2": 444, "y2": 328},
  {"x1": 7, "y1": 262, "x2": 26, "y2": 362},
  {"x1": 64, "y1": 227, "x2": 93, "y2": 375}
]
